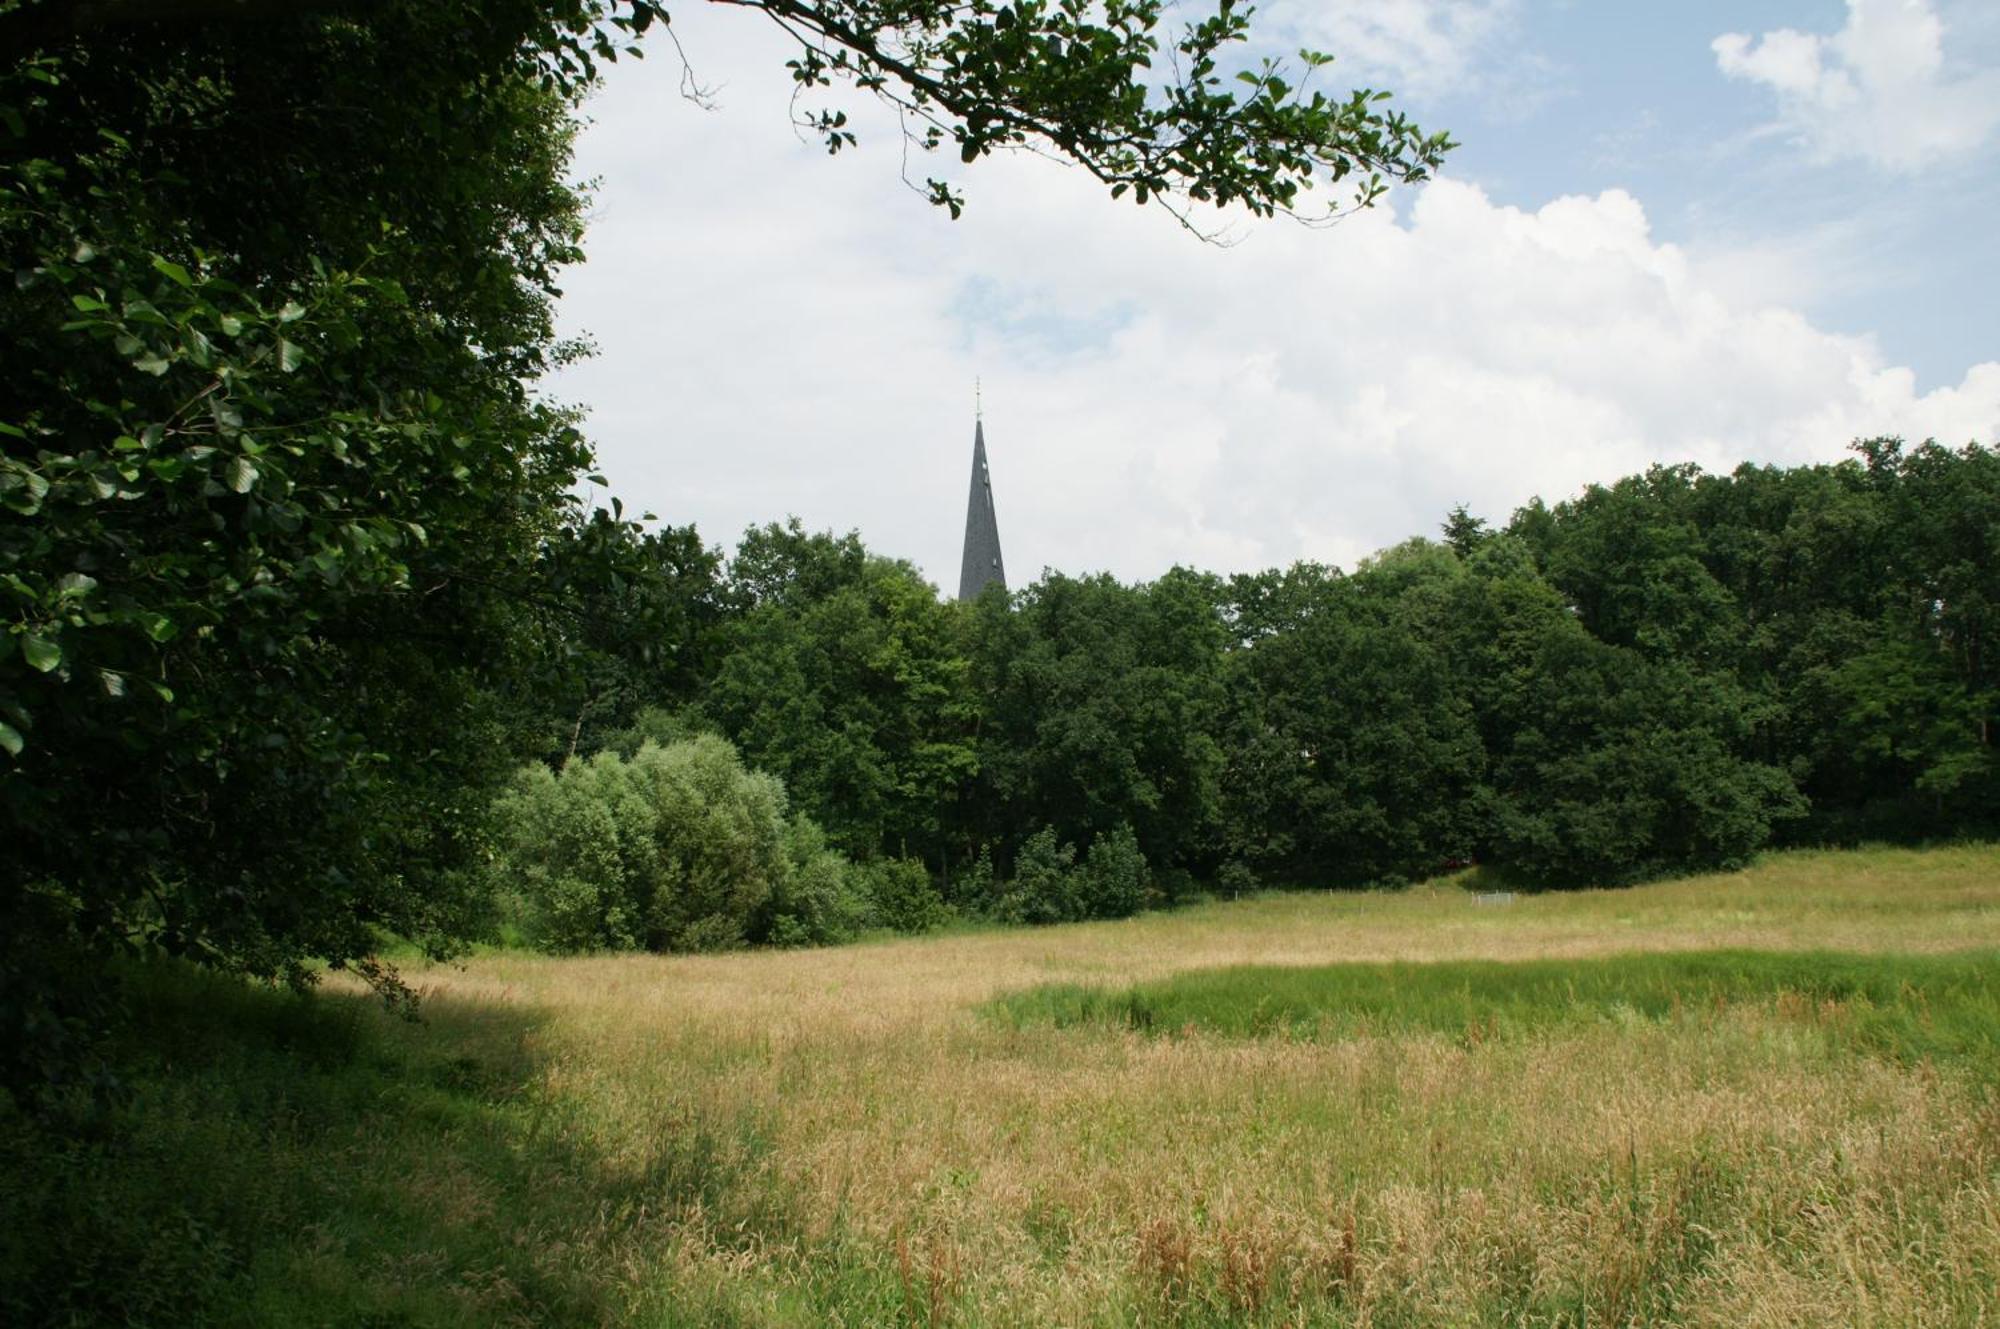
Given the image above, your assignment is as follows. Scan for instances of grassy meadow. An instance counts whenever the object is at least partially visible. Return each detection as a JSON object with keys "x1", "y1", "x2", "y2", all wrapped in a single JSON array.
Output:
[{"x1": 9, "y1": 844, "x2": 2000, "y2": 1326}]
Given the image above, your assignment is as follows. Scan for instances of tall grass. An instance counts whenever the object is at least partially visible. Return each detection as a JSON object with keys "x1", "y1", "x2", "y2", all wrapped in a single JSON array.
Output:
[
  {"x1": 6, "y1": 843, "x2": 2000, "y2": 1325},
  {"x1": 0, "y1": 962, "x2": 782, "y2": 1327}
]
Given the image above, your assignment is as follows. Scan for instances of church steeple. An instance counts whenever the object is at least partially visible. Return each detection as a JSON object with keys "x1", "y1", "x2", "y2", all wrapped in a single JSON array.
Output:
[{"x1": 957, "y1": 416, "x2": 1006, "y2": 602}]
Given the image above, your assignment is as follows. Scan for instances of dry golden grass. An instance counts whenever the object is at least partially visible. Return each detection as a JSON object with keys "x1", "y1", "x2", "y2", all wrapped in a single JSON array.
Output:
[{"x1": 379, "y1": 845, "x2": 2000, "y2": 1326}]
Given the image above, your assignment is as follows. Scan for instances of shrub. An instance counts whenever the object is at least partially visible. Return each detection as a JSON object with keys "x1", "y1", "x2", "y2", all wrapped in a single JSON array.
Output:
[
  {"x1": 854, "y1": 857, "x2": 951, "y2": 933},
  {"x1": 1215, "y1": 860, "x2": 1260, "y2": 898},
  {"x1": 490, "y1": 735, "x2": 802, "y2": 952},
  {"x1": 488, "y1": 760, "x2": 643, "y2": 952},
  {"x1": 950, "y1": 846, "x2": 1001, "y2": 914},
  {"x1": 767, "y1": 817, "x2": 875, "y2": 947},
  {"x1": 1078, "y1": 824, "x2": 1149, "y2": 919},
  {"x1": 993, "y1": 827, "x2": 1081, "y2": 925},
  {"x1": 986, "y1": 825, "x2": 1156, "y2": 925}
]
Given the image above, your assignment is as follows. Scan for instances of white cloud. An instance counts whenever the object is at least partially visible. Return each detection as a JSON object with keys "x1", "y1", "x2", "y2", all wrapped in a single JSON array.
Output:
[
  {"x1": 1262, "y1": 0, "x2": 1521, "y2": 102},
  {"x1": 551, "y1": 6, "x2": 2000, "y2": 589},
  {"x1": 1714, "y1": 0, "x2": 2000, "y2": 170}
]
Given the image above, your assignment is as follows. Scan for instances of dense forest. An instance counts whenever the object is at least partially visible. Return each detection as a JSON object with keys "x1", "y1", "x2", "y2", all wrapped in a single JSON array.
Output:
[{"x1": 479, "y1": 438, "x2": 1999, "y2": 957}]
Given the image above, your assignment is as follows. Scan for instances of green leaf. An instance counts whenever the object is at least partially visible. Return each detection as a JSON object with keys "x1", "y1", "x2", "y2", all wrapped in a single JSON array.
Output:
[
  {"x1": 21, "y1": 634, "x2": 60, "y2": 673},
  {"x1": 56, "y1": 572, "x2": 98, "y2": 598},
  {"x1": 99, "y1": 668, "x2": 127, "y2": 698},
  {"x1": 276, "y1": 338, "x2": 305, "y2": 373},
  {"x1": 218, "y1": 313, "x2": 244, "y2": 336},
  {"x1": 226, "y1": 456, "x2": 259, "y2": 493},
  {"x1": 276, "y1": 301, "x2": 306, "y2": 324},
  {"x1": 0, "y1": 722, "x2": 21, "y2": 758},
  {"x1": 141, "y1": 613, "x2": 179, "y2": 643},
  {"x1": 152, "y1": 255, "x2": 195, "y2": 288},
  {"x1": 69, "y1": 293, "x2": 108, "y2": 313},
  {"x1": 133, "y1": 352, "x2": 172, "y2": 376}
]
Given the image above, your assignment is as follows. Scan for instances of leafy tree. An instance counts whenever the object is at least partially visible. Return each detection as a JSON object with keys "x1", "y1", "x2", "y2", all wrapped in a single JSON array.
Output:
[
  {"x1": 1440, "y1": 504, "x2": 1490, "y2": 559},
  {"x1": 1511, "y1": 443, "x2": 1998, "y2": 845},
  {"x1": 1532, "y1": 465, "x2": 1746, "y2": 668},
  {"x1": 1784, "y1": 439, "x2": 2000, "y2": 836},
  {"x1": 1823, "y1": 639, "x2": 1992, "y2": 822},
  {"x1": 535, "y1": 513, "x2": 727, "y2": 760},
  {"x1": 1863, "y1": 439, "x2": 1998, "y2": 777},
  {"x1": 724, "y1": 519, "x2": 871, "y2": 613},
  {"x1": 643, "y1": 0, "x2": 1455, "y2": 221},
  {"x1": 706, "y1": 530, "x2": 977, "y2": 867},
  {"x1": 1461, "y1": 567, "x2": 1803, "y2": 887},
  {"x1": 968, "y1": 568, "x2": 1227, "y2": 879},
  {"x1": 1, "y1": 0, "x2": 616, "y2": 1050},
  {"x1": 1221, "y1": 551, "x2": 1481, "y2": 886}
]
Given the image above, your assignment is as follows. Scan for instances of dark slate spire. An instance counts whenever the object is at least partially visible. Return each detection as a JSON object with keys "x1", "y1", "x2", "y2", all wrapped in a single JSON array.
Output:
[{"x1": 957, "y1": 418, "x2": 1006, "y2": 601}]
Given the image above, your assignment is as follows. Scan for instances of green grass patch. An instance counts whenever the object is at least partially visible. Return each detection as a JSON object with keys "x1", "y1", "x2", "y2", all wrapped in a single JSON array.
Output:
[{"x1": 990, "y1": 948, "x2": 2000, "y2": 1069}]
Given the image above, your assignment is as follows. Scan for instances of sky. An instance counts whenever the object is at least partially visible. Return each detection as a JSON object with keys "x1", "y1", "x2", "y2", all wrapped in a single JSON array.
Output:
[{"x1": 548, "y1": 0, "x2": 2000, "y2": 587}]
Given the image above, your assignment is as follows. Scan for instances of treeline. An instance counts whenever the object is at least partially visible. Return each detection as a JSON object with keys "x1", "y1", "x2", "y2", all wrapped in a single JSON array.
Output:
[{"x1": 511, "y1": 438, "x2": 1995, "y2": 950}]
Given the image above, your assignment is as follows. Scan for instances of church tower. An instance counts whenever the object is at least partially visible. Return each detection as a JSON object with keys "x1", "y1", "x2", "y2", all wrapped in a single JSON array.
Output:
[{"x1": 957, "y1": 417, "x2": 1006, "y2": 602}]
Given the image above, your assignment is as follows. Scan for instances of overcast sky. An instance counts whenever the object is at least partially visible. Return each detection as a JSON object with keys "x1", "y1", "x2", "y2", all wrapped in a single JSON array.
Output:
[{"x1": 548, "y1": 0, "x2": 2000, "y2": 588}]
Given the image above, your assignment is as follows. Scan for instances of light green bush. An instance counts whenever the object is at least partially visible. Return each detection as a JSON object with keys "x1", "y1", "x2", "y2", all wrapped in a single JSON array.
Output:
[
  {"x1": 768, "y1": 816, "x2": 877, "y2": 947},
  {"x1": 493, "y1": 736, "x2": 794, "y2": 952}
]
